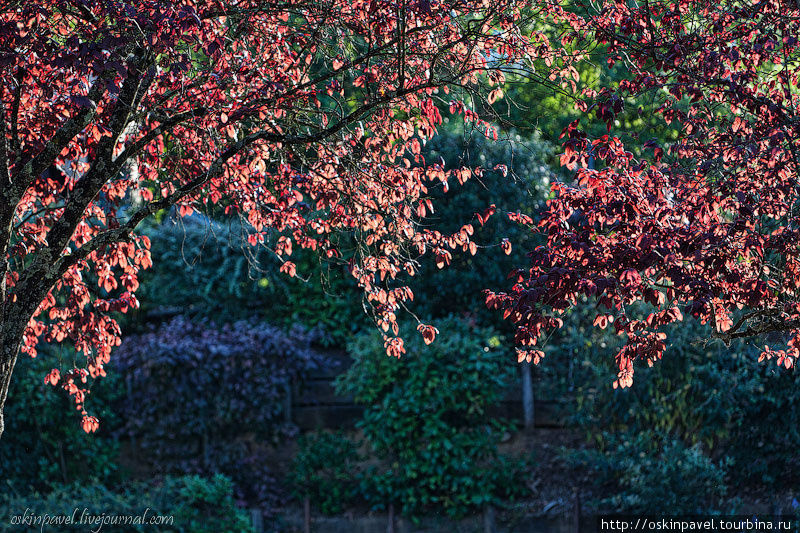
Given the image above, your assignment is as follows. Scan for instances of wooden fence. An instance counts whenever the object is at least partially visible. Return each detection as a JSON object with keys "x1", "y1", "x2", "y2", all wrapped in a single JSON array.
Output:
[{"x1": 289, "y1": 350, "x2": 568, "y2": 431}]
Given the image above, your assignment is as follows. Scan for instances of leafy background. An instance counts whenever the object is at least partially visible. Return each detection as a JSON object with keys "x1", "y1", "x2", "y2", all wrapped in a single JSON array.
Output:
[{"x1": 3, "y1": 62, "x2": 800, "y2": 531}]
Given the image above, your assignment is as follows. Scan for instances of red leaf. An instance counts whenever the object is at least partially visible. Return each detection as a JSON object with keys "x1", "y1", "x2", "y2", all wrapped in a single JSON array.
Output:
[
  {"x1": 417, "y1": 323, "x2": 439, "y2": 345},
  {"x1": 81, "y1": 416, "x2": 99, "y2": 433},
  {"x1": 280, "y1": 261, "x2": 297, "y2": 278}
]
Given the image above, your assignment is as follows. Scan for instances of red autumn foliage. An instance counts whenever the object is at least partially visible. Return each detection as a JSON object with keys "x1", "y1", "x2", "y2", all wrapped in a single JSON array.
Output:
[
  {"x1": 5, "y1": 0, "x2": 795, "y2": 435},
  {"x1": 416, "y1": 323, "x2": 439, "y2": 345},
  {"x1": 487, "y1": 0, "x2": 800, "y2": 388},
  {"x1": 0, "y1": 0, "x2": 576, "y2": 434}
]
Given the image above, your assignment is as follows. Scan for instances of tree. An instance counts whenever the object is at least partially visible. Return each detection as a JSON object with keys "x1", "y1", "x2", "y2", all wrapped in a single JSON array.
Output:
[
  {"x1": 487, "y1": 0, "x2": 800, "y2": 387},
  {"x1": 0, "y1": 0, "x2": 579, "y2": 436}
]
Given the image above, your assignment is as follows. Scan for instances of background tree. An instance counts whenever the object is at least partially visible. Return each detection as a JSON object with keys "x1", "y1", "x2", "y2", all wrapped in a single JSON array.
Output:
[{"x1": 0, "y1": 0, "x2": 575, "y2": 436}]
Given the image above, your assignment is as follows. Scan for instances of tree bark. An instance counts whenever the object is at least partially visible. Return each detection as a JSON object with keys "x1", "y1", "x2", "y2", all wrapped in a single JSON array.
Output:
[
  {"x1": 0, "y1": 291, "x2": 40, "y2": 440},
  {"x1": 0, "y1": 325, "x2": 23, "y2": 440}
]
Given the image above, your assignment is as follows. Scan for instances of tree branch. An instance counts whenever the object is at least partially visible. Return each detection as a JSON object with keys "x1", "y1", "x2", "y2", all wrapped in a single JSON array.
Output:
[
  {"x1": 9, "y1": 67, "x2": 22, "y2": 156},
  {"x1": 47, "y1": 78, "x2": 439, "y2": 287},
  {"x1": 11, "y1": 75, "x2": 108, "y2": 199},
  {"x1": 43, "y1": 52, "x2": 156, "y2": 261}
]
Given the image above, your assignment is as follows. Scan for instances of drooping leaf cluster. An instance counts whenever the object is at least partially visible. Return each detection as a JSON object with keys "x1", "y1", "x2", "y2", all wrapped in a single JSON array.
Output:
[{"x1": 407, "y1": 129, "x2": 556, "y2": 323}]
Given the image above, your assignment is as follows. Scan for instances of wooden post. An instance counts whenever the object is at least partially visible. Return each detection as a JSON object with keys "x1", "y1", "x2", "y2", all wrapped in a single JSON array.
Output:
[
  {"x1": 304, "y1": 496, "x2": 311, "y2": 533},
  {"x1": 387, "y1": 503, "x2": 395, "y2": 533},
  {"x1": 573, "y1": 488, "x2": 581, "y2": 533},
  {"x1": 201, "y1": 431, "x2": 210, "y2": 469},
  {"x1": 521, "y1": 361, "x2": 534, "y2": 429},
  {"x1": 126, "y1": 375, "x2": 137, "y2": 459},
  {"x1": 285, "y1": 378, "x2": 293, "y2": 425},
  {"x1": 58, "y1": 441, "x2": 68, "y2": 484},
  {"x1": 483, "y1": 505, "x2": 496, "y2": 533},
  {"x1": 250, "y1": 509, "x2": 263, "y2": 533}
]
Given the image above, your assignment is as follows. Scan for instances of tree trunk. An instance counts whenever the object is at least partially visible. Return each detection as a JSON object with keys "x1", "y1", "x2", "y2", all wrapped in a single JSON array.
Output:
[
  {"x1": 521, "y1": 361, "x2": 534, "y2": 429},
  {"x1": 0, "y1": 330, "x2": 22, "y2": 440},
  {"x1": 0, "y1": 247, "x2": 81, "y2": 440},
  {"x1": 0, "y1": 300, "x2": 33, "y2": 440}
]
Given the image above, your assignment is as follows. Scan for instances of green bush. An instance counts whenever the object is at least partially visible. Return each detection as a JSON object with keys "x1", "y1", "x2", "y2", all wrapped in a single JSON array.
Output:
[
  {"x1": 543, "y1": 304, "x2": 741, "y2": 448},
  {"x1": 0, "y1": 475, "x2": 253, "y2": 533},
  {"x1": 336, "y1": 316, "x2": 526, "y2": 519},
  {"x1": 539, "y1": 300, "x2": 800, "y2": 489},
  {"x1": 289, "y1": 432, "x2": 360, "y2": 515},
  {"x1": 163, "y1": 475, "x2": 254, "y2": 533},
  {"x1": 0, "y1": 347, "x2": 121, "y2": 492},
  {"x1": 135, "y1": 215, "x2": 270, "y2": 322},
  {"x1": 568, "y1": 432, "x2": 729, "y2": 514}
]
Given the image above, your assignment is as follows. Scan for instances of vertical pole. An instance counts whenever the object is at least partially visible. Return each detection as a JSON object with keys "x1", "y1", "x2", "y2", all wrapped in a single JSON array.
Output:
[
  {"x1": 483, "y1": 505, "x2": 496, "y2": 533},
  {"x1": 304, "y1": 496, "x2": 311, "y2": 533},
  {"x1": 250, "y1": 509, "x2": 263, "y2": 533},
  {"x1": 387, "y1": 503, "x2": 395, "y2": 533},
  {"x1": 285, "y1": 378, "x2": 292, "y2": 425},
  {"x1": 521, "y1": 361, "x2": 534, "y2": 429}
]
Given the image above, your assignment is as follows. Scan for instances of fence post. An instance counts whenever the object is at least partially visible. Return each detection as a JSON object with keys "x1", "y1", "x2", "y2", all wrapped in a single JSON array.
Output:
[
  {"x1": 387, "y1": 503, "x2": 395, "y2": 533},
  {"x1": 483, "y1": 505, "x2": 496, "y2": 533},
  {"x1": 250, "y1": 509, "x2": 263, "y2": 533},
  {"x1": 521, "y1": 361, "x2": 534, "y2": 429},
  {"x1": 285, "y1": 377, "x2": 293, "y2": 425},
  {"x1": 126, "y1": 375, "x2": 137, "y2": 460},
  {"x1": 304, "y1": 496, "x2": 311, "y2": 533}
]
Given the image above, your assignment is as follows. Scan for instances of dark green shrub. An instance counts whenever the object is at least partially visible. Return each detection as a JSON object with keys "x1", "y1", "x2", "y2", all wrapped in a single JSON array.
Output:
[
  {"x1": 162, "y1": 475, "x2": 254, "y2": 533},
  {"x1": 568, "y1": 432, "x2": 729, "y2": 514},
  {"x1": 544, "y1": 304, "x2": 741, "y2": 448},
  {"x1": 135, "y1": 215, "x2": 272, "y2": 323},
  {"x1": 721, "y1": 355, "x2": 800, "y2": 486},
  {"x1": 336, "y1": 316, "x2": 526, "y2": 519},
  {"x1": 0, "y1": 475, "x2": 253, "y2": 533},
  {"x1": 289, "y1": 432, "x2": 360, "y2": 515},
  {"x1": 540, "y1": 300, "x2": 800, "y2": 489},
  {"x1": 0, "y1": 347, "x2": 121, "y2": 492}
]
